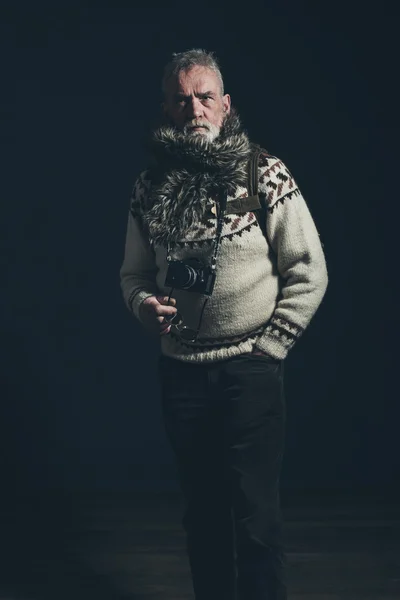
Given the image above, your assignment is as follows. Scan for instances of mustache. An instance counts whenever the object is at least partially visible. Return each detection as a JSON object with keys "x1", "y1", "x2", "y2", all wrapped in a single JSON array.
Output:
[{"x1": 184, "y1": 119, "x2": 211, "y2": 131}]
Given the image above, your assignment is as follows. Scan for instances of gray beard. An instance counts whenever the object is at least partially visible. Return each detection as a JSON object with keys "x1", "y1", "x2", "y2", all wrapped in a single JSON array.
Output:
[{"x1": 182, "y1": 119, "x2": 222, "y2": 142}]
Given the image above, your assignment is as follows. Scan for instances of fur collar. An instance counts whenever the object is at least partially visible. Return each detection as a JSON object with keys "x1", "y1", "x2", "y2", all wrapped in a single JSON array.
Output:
[{"x1": 143, "y1": 110, "x2": 252, "y2": 245}]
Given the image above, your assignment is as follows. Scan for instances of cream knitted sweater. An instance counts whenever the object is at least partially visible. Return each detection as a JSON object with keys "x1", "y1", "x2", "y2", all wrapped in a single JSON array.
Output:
[{"x1": 120, "y1": 153, "x2": 328, "y2": 362}]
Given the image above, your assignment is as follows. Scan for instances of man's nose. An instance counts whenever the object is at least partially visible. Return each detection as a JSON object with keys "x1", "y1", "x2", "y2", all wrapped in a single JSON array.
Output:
[{"x1": 187, "y1": 97, "x2": 203, "y2": 118}]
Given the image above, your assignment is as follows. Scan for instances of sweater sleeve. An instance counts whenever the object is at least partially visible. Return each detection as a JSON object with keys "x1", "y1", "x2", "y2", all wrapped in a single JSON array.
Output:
[
  {"x1": 119, "y1": 172, "x2": 160, "y2": 321},
  {"x1": 253, "y1": 156, "x2": 328, "y2": 360}
]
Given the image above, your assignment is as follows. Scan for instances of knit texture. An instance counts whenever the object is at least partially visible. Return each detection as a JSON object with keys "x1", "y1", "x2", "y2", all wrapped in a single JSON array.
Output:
[{"x1": 120, "y1": 148, "x2": 328, "y2": 362}]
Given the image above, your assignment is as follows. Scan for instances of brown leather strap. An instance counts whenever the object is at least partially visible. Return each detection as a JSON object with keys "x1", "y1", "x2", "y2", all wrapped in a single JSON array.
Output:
[
  {"x1": 208, "y1": 148, "x2": 269, "y2": 236},
  {"x1": 249, "y1": 145, "x2": 268, "y2": 238},
  {"x1": 250, "y1": 145, "x2": 263, "y2": 197},
  {"x1": 225, "y1": 195, "x2": 261, "y2": 214}
]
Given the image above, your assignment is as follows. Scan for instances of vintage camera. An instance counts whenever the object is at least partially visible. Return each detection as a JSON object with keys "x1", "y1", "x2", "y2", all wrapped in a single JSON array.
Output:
[{"x1": 165, "y1": 258, "x2": 216, "y2": 296}]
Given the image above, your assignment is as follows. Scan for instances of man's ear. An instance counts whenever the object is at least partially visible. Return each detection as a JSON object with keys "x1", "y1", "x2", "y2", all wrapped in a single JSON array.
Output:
[{"x1": 223, "y1": 94, "x2": 231, "y2": 114}]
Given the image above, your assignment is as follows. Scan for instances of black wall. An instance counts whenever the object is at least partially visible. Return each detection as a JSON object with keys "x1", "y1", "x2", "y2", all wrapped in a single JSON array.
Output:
[{"x1": 1, "y1": 0, "x2": 398, "y2": 494}]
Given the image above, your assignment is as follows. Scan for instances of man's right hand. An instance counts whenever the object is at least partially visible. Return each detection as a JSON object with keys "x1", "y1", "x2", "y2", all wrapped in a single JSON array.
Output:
[{"x1": 139, "y1": 295, "x2": 177, "y2": 336}]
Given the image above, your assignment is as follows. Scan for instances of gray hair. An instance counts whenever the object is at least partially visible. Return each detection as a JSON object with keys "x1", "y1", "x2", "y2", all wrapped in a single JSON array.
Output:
[{"x1": 162, "y1": 48, "x2": 225, "y2": 96}]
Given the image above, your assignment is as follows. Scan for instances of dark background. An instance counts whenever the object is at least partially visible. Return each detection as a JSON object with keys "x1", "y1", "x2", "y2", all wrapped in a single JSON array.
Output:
[{"x1": 1, "y1": 0, "x2": 398, "y2": 498}]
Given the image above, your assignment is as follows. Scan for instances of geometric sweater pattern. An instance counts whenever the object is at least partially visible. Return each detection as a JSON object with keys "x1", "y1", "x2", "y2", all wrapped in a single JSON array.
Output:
[{"x1": 120, "y1": 153, "x2": 328, "y2": 362}]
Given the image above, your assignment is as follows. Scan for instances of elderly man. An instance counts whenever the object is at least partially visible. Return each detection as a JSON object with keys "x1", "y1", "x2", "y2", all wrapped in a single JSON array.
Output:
[{"x1": 120, "y1": 49, "x2": 328, "y2": 600}]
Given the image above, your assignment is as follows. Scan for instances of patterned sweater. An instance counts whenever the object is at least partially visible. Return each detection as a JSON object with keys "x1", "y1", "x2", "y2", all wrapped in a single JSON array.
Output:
[{"x1": 120, "y1": 153, "x2": 328, "y2": 362}]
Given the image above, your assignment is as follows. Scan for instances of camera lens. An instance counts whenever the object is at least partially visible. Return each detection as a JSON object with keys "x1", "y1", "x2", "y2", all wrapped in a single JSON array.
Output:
[
  {"x1": 182, "y1": 265, "x2": 198, "y2": 289},
  {"x1": 170, "y1": 263, "x2": 197, "y2": 289}
]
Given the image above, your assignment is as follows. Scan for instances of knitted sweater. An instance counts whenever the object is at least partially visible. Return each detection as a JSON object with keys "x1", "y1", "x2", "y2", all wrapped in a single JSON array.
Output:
[{"x1": 120, "y1": 151, "x2": 328, "y2": 363}]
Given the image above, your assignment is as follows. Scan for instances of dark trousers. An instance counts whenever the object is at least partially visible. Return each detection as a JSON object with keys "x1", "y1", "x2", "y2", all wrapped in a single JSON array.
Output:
[{"x1": 158, "y1": 353, "x2": 287, "y2": 600}]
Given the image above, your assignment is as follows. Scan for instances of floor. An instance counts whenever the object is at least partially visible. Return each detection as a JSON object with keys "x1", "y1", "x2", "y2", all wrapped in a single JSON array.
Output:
[{"x1": 0, "y1": 489, "x2": 398, "y2": 599}]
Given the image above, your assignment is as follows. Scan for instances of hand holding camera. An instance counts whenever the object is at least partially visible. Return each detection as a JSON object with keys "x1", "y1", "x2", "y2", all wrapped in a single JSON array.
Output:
[{"x1": 139, "y1": 295, "x2": 177, "y2": 336}]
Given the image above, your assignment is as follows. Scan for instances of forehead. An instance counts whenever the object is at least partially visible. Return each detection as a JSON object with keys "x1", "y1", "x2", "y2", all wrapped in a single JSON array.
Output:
[{"x1": 166, "y1": 66, "x2": 221, "y2": 96}]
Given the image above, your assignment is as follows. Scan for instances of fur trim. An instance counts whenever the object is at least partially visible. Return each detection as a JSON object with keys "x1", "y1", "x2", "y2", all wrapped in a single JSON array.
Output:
[{"x1": 143, "y1": 111, "x2": 252, "y2": 245}]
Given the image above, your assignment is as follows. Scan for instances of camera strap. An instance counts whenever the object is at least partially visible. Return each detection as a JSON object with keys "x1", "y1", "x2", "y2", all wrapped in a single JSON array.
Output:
[
  {"x1": 248, "y1": 144, "x2": 268, "y2": 240},
  {"x1": 190, "y1": 190, "x2": 227, "y2": 337},
  {"x1": 165, "y1": 190, "x2": 227, "y2": 343},
  {"x1": 210, "y1": 189, "x2": 227, "y2": 270}
]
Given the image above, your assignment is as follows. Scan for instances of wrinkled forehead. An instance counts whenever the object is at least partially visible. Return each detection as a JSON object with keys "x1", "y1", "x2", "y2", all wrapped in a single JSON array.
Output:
[{"x1": 165, "y1": 66, "x2": 222, "y2": 98}]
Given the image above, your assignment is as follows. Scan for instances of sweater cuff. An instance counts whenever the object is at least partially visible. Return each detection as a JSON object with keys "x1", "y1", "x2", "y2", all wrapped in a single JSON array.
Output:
[
  {"x1": 128, "y1": 289, "x2": 155, "y2": 322},
  {"x1": 253, "y1": 316, "x2": 305, "y2": 360}
]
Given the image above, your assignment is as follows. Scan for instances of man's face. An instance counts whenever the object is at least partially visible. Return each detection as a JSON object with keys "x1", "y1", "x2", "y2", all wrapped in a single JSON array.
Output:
[{"x1": 163, "y1": 66, "x2": 231, "y2": 141}]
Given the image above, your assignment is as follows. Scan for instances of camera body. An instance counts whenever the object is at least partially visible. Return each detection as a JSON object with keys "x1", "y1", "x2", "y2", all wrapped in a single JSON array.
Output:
[{"x1": 165, "y1": 258, "x2": 216, "y2": 296}]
